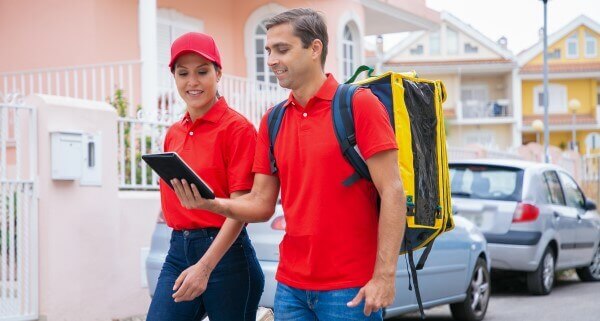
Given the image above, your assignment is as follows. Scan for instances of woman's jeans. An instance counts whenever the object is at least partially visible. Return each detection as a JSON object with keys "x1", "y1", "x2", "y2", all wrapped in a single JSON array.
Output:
[{"x1": 147, "y1": 228, "x2": 265, "y2": 321}]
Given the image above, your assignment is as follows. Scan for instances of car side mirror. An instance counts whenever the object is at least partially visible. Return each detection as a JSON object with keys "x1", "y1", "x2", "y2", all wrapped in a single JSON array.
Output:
[{"x1": 584, "y1": 199, "x2": 597, "y2": 211}]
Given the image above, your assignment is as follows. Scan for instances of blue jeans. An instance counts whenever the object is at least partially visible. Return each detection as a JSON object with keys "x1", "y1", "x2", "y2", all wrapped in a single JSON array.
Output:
[
  {"x1": 274, "y1": 283, "x2": 383, "y2": 321},
  {"x1": 147, "y1": 228, "x2": 264, "y2": 321}
]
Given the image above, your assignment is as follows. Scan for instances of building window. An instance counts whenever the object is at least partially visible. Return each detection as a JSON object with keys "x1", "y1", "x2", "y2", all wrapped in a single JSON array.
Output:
[
  {"x1": 585, "y1": 32, "x2": 597, "y2": 58},
  {"x1": 157, "y1": 10, "x2": 203, "y2": 73},
  {"x1": 341, "y1": 24, "x2": 358, "y2": 81},
  {"x1": 548, "y1": 48, "x2": 561, "y2": 59},
  {"x1": 534, "y1": 84, "x2": 567, "y2": 113},
  {"x1": 464, "y1": 43, "x2": 478, "y2": 54},
  {"x1": 254, "y1": 20, "x2": 277, "y2": 84},
  {"x1": 429, "y1": 31, "x2": 440, "y2": 55},
  {"x1": 410, "y1": 45, "x2": 424, "y2": 55},
  {"x1": 447, "y1": 28, "x2": 458, "y2": 55},
  {"x1": 566, "y1": 33, "x2": 579, "y2": 58}
]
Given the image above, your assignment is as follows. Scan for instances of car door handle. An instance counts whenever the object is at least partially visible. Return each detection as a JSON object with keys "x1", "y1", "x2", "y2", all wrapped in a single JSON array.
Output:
[{"x1": 553, "y1": 211, "x2": 560, "y2": 219}]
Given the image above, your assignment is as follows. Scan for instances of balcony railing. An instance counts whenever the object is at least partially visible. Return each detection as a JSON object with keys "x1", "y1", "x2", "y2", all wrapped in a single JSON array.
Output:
[
  {"x1": 1, "y1": 61, "x2": 143, "y2": 117},
  {"x1": 156, "y1": 63, "x2": 288, "y2": 127},
  {"x1": 461, "y1": 99, "x2": 512, "y2": 119}
]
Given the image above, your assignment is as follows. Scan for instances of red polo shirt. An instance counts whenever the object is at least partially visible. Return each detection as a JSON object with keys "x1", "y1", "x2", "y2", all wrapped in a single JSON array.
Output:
[
  {"x1": 160, "y1": 97, "x2": 257, "y2": 230},
  {"x1": 253, "y1": 74, "x2": 398, "y2": 290}
]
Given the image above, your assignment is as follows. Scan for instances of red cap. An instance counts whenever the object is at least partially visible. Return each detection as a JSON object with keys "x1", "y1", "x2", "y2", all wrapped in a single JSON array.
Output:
[{"x1": 169, "y1": 32, "x2": 222, "y2": 70}]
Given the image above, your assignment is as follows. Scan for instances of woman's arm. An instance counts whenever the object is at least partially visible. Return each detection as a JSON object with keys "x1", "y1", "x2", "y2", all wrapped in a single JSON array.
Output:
[{"x1": 171, "y1": 190, "x2": 248, "y2": 302}]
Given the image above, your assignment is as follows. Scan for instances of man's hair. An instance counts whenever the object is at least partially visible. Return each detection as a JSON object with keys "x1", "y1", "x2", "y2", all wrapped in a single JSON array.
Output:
[{"x1": 265, "y1": 8, "x2": 328, "y2": 68}]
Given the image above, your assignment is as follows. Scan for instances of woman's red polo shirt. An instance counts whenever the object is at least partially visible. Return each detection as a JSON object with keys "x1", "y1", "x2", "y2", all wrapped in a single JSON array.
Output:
[
  {"x1": 160, "y1": 97, "x2": 257, "y2": 230},
  {"x1": 253, "y1": 74, "x2": 398, "y2": 290}
]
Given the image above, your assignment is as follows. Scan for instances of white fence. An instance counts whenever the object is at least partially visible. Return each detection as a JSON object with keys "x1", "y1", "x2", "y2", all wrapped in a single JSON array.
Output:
[
  {"x1": 0, "y1": 93, "x2": 38, "y2": 320},
  {"x1": 1, "y1": 61, "x2": 142, "y2": 117},
  {"x1": 117, "y1": 117, "x2": 170, "y2": 190},
  {"x1": 582, "y1": 155, "x2": 600, "y2": 203},
  {"x1": 156, "y1": 62, "x2": 288, "y2": 127}
]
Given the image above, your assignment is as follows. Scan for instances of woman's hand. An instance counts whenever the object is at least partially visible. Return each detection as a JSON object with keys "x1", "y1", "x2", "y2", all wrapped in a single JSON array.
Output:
[
  {"x1": 171, "y1": 179, "x2": 212, "y2": 210},
  {"x1": 172, "y1": 261, "x2": 213, "y2": 302}
]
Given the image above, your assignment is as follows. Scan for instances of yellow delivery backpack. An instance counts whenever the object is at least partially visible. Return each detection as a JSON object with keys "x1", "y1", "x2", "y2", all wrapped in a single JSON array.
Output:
[{"x1": 267, "y1": 66, "x2": 454, "y2": 318}]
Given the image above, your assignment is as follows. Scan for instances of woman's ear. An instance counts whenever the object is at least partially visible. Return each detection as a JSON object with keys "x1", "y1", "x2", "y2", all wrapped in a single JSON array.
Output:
[{"x1": 216, "y1": 68, "x2": 222, "y2": 82}]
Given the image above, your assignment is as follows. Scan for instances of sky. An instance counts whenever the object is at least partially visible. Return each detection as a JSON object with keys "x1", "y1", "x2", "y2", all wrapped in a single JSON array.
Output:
[{"x1": 375, "y1": 0, "x2": 600, "y2": 54}]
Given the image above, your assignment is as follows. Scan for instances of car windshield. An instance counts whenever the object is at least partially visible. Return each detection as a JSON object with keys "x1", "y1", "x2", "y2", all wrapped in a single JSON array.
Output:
[{"x1": 450, "y1": 164, "x2": 523, "y2": 201}]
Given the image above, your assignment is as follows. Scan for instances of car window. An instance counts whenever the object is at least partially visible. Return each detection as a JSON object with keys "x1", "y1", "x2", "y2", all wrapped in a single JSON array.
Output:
[
  {"x1": 543, "y1": 171, "x2": 566, "y2": 205},
  {"x1": 449, "y1": 164, "x2": 523, "y2": 201},
  {"x1": 557, "y1": 171, "x2": 585, "y2": 209}
]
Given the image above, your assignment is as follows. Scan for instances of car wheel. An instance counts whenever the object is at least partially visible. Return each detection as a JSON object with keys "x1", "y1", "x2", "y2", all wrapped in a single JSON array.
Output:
[
  {"x1": 450, "y1": 258, "x2": 490, "y2": 321},
  {"x1": 575, "y1": 246, "x2": 600, "y2": 282},
  {"x1": 527, "y1": 246, "x2": 555, "y2": 295}
]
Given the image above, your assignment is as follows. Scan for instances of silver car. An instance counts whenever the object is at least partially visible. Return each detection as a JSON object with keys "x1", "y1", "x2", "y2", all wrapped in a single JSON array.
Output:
[
  {"x1": 450, "y1": 159, "x2": 600, "y2": 295},
  {"x1": 147, "y1": 206, "x2": 491, "y2": 321}
]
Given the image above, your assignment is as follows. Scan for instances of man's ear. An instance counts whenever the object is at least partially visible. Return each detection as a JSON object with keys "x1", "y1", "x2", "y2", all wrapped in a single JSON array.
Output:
[{"x1": 311, "y1": 39, "x2": 323, "y2": 62}]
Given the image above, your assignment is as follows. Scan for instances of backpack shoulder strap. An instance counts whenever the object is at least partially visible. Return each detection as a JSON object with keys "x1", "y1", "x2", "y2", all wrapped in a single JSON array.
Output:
[
  {"x1": 331, "y1": 83, "x2": 372, "y2": 186},
  {"x1": 267, "y1": 100, "x2": 288, "y2": 174}
]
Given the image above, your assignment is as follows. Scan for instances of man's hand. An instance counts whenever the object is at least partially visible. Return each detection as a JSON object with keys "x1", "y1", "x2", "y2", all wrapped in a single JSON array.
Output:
[
  {"x1": 346, "y1": 274, "x2": 395, "y2": 316},
  {"x1": 172, "y1": 261, "x2": 213, "y2": 302},
  {"x1": 171, "y1": 179, "x2": 212, "y2": 210}
]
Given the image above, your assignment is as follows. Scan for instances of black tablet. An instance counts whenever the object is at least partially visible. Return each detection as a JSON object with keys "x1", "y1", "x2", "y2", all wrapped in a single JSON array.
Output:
[{"x1": 142, "y1": 152, "x2": 216, "y2": 199}]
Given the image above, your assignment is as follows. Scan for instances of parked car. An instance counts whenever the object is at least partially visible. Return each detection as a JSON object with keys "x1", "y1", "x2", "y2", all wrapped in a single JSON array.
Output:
[
  {"x1": 450, "y1": 159, "x2": 600, "y2": 295},
  {"x1": 146, "y1": 206, "x2": 491, "y2": 321}
]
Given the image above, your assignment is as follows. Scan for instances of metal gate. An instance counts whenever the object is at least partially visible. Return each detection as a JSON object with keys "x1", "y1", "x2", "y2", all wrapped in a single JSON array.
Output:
[
  {"x1": 0, "y1": 93, "x2": 38, "y2": 320},
  {"x1": 583, "y1": 154, "x2": 600, "y2": 204}
]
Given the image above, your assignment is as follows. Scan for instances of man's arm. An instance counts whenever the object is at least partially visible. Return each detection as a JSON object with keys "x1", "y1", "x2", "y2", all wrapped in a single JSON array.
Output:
[
  {"x1": 347, "y1": 149, "x2": 406, "y2": 316},
  {"x1": 171, "y1": 173, "x2": 280, "y2": 223}
]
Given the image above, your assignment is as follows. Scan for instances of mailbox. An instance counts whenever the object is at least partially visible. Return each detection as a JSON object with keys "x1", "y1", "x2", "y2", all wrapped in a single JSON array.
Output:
[
  {"x1": 50, "y1": 131, "x2": 102, "y2": 185},
  {"x1": 51, "y1": 132, "x2": 83, "y2": 180}
]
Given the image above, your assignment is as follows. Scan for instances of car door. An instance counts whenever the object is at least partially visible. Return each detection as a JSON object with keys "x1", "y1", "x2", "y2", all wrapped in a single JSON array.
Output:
[
  {"x1": 413, "y1": 224, "x2": 472, "y2": 303},
  {"x1": 542, "y1": 170, "x2": 578, "y2": 266},
  {"x1": 557, "y1": 171, "x2": 599, "y2": 265}
]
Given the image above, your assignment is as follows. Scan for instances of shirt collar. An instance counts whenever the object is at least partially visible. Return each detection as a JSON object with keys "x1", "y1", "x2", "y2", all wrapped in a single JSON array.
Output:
[
  {"x1": 180, "y1": 97, "x2": 228, "y2": 125},
  {"x1": 284, "y1": 73, "x2": 338, "y2": 107}
]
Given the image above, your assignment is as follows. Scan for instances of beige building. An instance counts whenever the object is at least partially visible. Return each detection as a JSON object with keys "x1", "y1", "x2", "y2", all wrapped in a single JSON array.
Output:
[{"x1": 377, "y1": 11, "x2": 520, "y2": 150}]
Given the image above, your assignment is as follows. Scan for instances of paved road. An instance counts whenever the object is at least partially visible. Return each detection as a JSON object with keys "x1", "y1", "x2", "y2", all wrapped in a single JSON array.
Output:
[{"x1": 391, "y1": 274, "x2": 600, "y2": 321}]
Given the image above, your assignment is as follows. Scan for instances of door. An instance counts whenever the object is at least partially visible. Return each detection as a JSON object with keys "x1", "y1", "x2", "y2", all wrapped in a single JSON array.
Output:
[
  {"x1": 557, "y1": 171, "x2": 599, "y2": 265},
  {"x1": 543, "y1": 170, "x2": 578, "y2": 266}
]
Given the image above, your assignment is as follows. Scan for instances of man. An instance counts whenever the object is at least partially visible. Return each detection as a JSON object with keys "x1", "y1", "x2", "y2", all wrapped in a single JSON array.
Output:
[{"x1": 171, "y1": 8, "x2": 406, "y2": 321}]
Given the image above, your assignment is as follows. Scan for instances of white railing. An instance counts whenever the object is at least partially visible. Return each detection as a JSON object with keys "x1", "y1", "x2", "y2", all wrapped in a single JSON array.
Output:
[
  {"x1": 220, "y1": 75, "x2": 288, "y2": 128},
  {"x1": 582, "y1": 154, "x2": 600, "y2": 203},
  {"x1": 0, "y1": 93, "x2": 38, "y2": 320},
  {"x1": 1, "y1": 61, "x2": 142, "y2": 117},
  {"x1": 156, "y1": 63, "x2": 288, "y2": 127},
  {"x1": 117, "y1": 117, "x2": 170, "y2": 190},
  {"x1": 461, "y1": 99, "x2": 512, "y2": 119}
]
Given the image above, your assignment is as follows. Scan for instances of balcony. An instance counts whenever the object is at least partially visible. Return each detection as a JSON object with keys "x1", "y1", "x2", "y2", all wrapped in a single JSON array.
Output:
[{"x1": 461, "y1": 99, "x2": 512, "y2": 119}]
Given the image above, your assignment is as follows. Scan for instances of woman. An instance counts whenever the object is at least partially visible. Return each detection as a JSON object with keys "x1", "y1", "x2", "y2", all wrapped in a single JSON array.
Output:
[{"x1": 146, "y1": 32, "x2": 264, "y2": 321}]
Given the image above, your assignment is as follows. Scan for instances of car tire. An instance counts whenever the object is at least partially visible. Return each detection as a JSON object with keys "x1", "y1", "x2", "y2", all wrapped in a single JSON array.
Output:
[
  {"x1": 575, "y1": 246, "x2": 600, "y2": 282},
  {"x1": 527, "y1": 246, "x2": 555, "y2": 295},
  {"x1": 450, "y1": 258, "x2": 490, "y2": 321}
]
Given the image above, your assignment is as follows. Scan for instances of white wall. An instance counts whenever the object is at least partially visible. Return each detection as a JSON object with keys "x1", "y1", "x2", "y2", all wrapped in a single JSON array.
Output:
[{"x1": 30, "y1": 94, "x2": 160, "y2": 321}]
